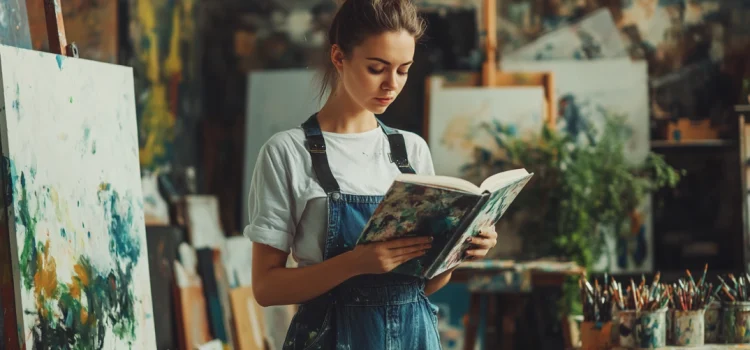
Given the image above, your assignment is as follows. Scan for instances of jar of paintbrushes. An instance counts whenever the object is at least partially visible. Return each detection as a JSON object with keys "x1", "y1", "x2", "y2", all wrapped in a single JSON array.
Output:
[
  {"x1": 608, "y1": 274, "x2": 669, "y2": 349},
  {"x1": 716, "y1": 273, "x2": 750, "y2": 344},
  {"x1": 579, "y1": 273, "x2": 614, "y2": 350},
  {"x1": 666, "y1": 265, "x2": 716, "y2": 347}
]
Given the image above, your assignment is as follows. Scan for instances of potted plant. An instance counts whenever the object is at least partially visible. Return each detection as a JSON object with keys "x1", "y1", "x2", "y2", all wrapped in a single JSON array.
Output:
[{"x1": 462, "y1": 113, "x2": 684, "y2": 314}]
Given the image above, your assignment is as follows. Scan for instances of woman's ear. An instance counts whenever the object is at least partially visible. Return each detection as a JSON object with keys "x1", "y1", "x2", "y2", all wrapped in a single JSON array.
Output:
[{"x1": 331, "y1": 44, "x2": 345, "y2": 73}]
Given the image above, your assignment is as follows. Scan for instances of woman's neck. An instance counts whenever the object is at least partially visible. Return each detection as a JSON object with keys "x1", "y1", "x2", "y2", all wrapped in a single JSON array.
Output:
[{"x1": 317, "y1": 86, "x2": 378, "y2": 134}]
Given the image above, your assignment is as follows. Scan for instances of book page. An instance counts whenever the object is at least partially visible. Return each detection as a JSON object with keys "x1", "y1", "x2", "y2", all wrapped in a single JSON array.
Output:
[
  {"x1": 393, "y1": 174, "x2": 482, "y2": 195},
  {"x1": 430, "y1": 174, "x2": 533, "y2": 276},
  {"x1": 480, "y1": 168, "x2": 530, "y2": 193}
]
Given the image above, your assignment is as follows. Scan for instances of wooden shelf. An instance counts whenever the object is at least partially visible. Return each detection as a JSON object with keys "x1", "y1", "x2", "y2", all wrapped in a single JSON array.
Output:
[
  {"x1": 651, "y1": 139, "x2": 736, "y2": 148},
  {"x1": 735, "y1": 104, "x2": 750, "y2": 113}
]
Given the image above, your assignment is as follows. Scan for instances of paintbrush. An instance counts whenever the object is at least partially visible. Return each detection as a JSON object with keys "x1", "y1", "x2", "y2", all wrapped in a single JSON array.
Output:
[
  {"x1": 699, "y1": 263, "x2": 708, "y2": 287},
  {"x1": 579, "y1": 274, "x2": 614, "y2": 322}
]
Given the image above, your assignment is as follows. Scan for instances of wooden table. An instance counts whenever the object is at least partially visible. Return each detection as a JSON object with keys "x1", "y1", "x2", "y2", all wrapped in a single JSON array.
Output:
[{"x1": 451, "y1": 260, "x2": 583, "y2": 350}]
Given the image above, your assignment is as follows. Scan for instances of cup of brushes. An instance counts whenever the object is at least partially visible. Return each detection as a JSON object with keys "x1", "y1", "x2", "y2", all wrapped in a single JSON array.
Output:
[
  {"x1": 579, "y1": 274, "x2": 614, "y2": 350},
  {"x1": 579, "y1": 273, "x2": 672, "y2": 349},
  {"x1": 666, "y1": 266, "x2": 714, "y2": 346},
  {"x1": 580, "y1": 267, "x2": 718, "y2": 349},
  {"x1": 716, "y1": 273, "x2": 750, "y2": 344}
]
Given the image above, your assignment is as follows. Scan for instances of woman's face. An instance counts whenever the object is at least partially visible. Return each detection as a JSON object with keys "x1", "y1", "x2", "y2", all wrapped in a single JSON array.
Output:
[{"x1": 333, "y1": 30, "x2": 415, "y2": 114}]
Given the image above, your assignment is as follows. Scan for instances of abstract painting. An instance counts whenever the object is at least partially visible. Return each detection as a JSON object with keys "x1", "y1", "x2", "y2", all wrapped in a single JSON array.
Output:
[
  {"x1": 497, "y1": 0, "x2": 750, "y2": 124},
  {"x1": 0, "y1": 45, "x2": 155, "y2": 348},
  {"x1": 503, "y1": 8, "x2": 628, "y2": 61},
  {"x1": 500, "y1": 59, "x2": 652, "y2": 273},
  {"x1": 427, "y1": 77, "x2": 546, "y2": 178},
  {"x1": 129, "y1": 0, "x2": 200, "y2": 171},
  {"x1": 500, "y1": 59, "x2": 650, "y2": 164}
]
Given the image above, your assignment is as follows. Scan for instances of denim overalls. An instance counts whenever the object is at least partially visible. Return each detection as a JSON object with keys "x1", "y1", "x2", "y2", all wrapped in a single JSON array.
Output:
[{"x1": 281, "y1": 114, "x2": 442, "y2": 350}]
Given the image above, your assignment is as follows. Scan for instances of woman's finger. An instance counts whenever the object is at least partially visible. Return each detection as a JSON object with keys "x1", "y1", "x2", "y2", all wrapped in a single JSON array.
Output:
[
  {"x1": 395, "y1": 250, "x2": 428, "y2": 264},
  {"x1": 478, "y1": 226, "x2": 497, "y2": 239},
  {"x1": 392, "y1": 244, "x2": 432, "y2": 257},
  {"x1": 464, "y1": 249, "x2": 489, "y2": 258},
  {"x1": 466, "y1": 236, "x2": 494, "y2": 249},
  {"x1": 383, "y1": 236, "x2": 432, "y2": 249}
]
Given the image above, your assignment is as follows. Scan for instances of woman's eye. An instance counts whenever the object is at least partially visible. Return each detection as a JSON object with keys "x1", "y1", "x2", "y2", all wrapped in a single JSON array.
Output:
[
  {"x1": 398, "y1": 70, "x2": 409, "y2": 76},
  {"x1": 368, "y1": 67, "x2": 384, "y2": 74}
]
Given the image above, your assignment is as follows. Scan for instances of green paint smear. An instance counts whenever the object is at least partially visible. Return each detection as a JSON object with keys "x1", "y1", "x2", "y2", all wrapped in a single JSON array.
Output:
[
  {"x1": 9, "y1": 165, "x2": 141, "y2": 348},
  {"x1": 17, "y1": 172, "x2": 39, "y2": 291}
]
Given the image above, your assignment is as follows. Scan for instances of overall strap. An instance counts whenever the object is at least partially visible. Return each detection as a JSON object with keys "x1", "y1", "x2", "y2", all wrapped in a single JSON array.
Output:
[
  {"x1": 302, "y1": 114, "x2": 340, "y2": 194},
  {"x1": 377, "y1": 119, "x2": 416, "y2": 174},
  {"x1": 301, "y1": 114, "x2": 418, "y2": 194}
]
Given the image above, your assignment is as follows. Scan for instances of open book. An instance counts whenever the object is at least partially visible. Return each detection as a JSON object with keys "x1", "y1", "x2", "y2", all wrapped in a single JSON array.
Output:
[{"x1": 356, "y1": 169, "x2": 533, "y2": 279}]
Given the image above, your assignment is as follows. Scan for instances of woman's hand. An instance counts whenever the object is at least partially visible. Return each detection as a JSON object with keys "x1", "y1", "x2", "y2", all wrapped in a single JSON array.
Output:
[
  {"x1": 346, "y1": 236, "x2": 432, "y2": 275},
  {"x1": 464, "y1": 225, "x2": 498, "y2": 260}
]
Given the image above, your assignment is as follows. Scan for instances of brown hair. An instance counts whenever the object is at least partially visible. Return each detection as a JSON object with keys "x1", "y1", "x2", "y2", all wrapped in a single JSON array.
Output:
[{"x1": 319, "y1": 0, "x2": 426, "y2": 99}]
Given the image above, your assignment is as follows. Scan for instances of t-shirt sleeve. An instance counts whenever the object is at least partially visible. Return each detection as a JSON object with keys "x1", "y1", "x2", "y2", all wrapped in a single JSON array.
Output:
[
  {"x1": 243, "y1": 139, "x2": 295, "y2": 253},
  {"x1": 413, "y1": 135, "x2": 436, "y2": 176}
]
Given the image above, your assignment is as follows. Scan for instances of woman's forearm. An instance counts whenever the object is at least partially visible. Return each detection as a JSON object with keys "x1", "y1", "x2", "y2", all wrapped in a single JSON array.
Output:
[
  {"x1": 253, "y1": 251, "x2": 360, "y2": 307},
  {"x1": 424, "y1": 269, "x2": 454, "y2": 296}
]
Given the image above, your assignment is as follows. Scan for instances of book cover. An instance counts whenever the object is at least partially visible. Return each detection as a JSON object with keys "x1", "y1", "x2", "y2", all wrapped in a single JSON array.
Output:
[
  {"x1": 427, "y1": 175, "x2": 532, "y2": 277},
  {"x1": 357, "y1": 173, "x2": 533, "y2": 279},
  {"x1": 356, "y1": 182, "x2": 483, "y2": 277}
]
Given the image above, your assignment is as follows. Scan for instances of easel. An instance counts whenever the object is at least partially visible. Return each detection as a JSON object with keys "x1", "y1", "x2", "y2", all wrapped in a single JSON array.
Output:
[
  {"x1": 422, "y1": 0, "x2": 555, "y2": 141},
  {"x1": 481, "y1": 0, "x2": 496, "y2": 88},
  {"x1": 42, "y1": 0, "x2": 78, "y2": 57}
]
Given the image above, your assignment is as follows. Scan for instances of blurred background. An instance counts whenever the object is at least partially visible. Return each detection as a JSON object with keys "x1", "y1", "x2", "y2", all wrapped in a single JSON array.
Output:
[{"x1": 3, "y1": 0, "x2": 750, "y2": 349}]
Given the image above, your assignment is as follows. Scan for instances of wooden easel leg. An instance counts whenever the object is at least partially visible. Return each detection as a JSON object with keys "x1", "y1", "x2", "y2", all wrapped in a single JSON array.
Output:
[
  {"x1": 486, "y1": 295, "x2": 499, "y2": 349},
  {"x1": 463, "y1": 293, "x2": 482, "y2": 350}
]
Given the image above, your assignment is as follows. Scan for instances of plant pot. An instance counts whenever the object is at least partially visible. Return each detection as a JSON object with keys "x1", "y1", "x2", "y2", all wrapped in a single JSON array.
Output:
[
  {"x1": 580, "y1": 321, "x2": 613, "y2": 350},
  {"x1": 671, "y1": 309, "x2": 705, "y2": 346},
  {"x1": 634, "y1": 308, "x2": 667, "y2": 349},
  {"x1": 615, "y1": 310, "x2": 637, "y2": 347},
  {"x1": 705, "y1": 301, "x2": 721, "y2": 343},
  {"x1": 721, "y1": 301, "x2": 750, "y2": 343}
]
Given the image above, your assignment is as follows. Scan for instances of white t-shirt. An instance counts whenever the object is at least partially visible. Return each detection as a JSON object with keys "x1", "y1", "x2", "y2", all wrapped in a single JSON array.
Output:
[{"x1": 243, "y1": 125, "x2": 435, "y2": 267}]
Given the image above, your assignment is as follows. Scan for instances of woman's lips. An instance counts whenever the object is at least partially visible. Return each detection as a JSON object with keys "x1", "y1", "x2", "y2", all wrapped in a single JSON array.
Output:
[{"x1": 375, "y1": 97, "x2": 394, "y2": 105}]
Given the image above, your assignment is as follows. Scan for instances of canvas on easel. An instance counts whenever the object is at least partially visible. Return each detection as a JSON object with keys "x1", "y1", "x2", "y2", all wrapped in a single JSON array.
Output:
[
  {"x1": 500, "y1": 58, "x2": 653, "y2": 273},
  {"x1": 426, "y1": 76, "x2": 547, "y2": 178},
  {"x1": 0, "y1": 44, "x2": 156, "y2": 348}
]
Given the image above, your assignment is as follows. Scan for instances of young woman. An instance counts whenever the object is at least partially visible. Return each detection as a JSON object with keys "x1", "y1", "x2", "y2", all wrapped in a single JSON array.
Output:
[{"x1": 245, "y1": 0, "x2": 498, "y2": 348}]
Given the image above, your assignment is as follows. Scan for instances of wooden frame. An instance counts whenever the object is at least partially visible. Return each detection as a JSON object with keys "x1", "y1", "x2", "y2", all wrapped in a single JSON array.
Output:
[{"x1": 422, "y1": 72, "x2": 556, "y2": 141}]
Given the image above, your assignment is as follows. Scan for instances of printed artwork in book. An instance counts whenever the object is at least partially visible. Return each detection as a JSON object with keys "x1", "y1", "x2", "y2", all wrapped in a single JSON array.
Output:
[
  {"x1": 0, "y1": 45, "x2": 155, "y2": 349},
  {"x1": 427, "y1": 78, "x2": 546, "y2": 178},
  {"x1": 502, "y1": 8, "x2": 627, "y2": 61},
  {"x1": 358, "y1": 182, "x2": 479, "y2": 277},
  {"x1": 432, "y1": 179, "x2": 529, "y2": 276},
  {"x1": 357, "y1": 169, "x2": 533, "y2": 279}
]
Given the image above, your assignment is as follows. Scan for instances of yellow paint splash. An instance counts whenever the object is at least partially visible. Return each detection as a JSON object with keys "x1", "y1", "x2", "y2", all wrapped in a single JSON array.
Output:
[
  {"x1": 81, "y1": 308, "x2": 89, "y2": 325},
  {"x1": 48, "y1": 188, "x2": 76, "y2": 234},
  {"x1": 68, "y1": 263, "x2": 91, "y2": 325},
  {"x1": 135, "y1": 0, "x2": 194, "y2": 168},
  {"x1": 33, "y1": 241, "x2": 58, "y2": 319}
]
